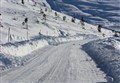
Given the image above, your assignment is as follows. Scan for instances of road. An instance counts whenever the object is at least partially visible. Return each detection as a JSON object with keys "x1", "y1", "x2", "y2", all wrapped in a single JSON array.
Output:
[{"x1": 1, "y1": 39, "x2": 107, "y2": 83}]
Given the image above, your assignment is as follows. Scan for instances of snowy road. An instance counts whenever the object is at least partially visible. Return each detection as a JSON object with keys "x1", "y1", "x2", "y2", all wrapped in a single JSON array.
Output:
[{"x1": 1, "y1": 39, "x2": 107, "y2": 83}]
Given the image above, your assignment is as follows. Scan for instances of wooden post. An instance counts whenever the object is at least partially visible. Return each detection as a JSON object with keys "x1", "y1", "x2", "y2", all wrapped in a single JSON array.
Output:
[
  {"x1": 8, "y1": 27, "x2": 10, "y2": 42},
  {"x1": 27, "y1": 30, "x2": 28, "y2": 40},
  {"x1": 26, "y1": 23, "x2": 29, "y2": 40}
]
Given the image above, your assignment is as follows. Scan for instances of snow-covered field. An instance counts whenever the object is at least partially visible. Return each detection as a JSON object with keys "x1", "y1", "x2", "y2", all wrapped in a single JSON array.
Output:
[
  {"x1": 47, "y1": 0, "x2": 120, "y2": 31},
  {"x1": 0, "y1": 0, "x2": 120, "y2": 83}
]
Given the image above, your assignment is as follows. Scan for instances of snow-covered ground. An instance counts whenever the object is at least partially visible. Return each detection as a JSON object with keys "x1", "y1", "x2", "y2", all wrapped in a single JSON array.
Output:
[
  {"x1": 0, "y1": 0, "x2": 114, "y2": 67},
  {"x1": 47, "y1": 0, "x2": 120, "y2": 31},
  {"x1": 0, "y1": 0, "x2": 120, "y2": 83},
  {"x1": 83, "y1": 37, "x2": 120, "y2": 82},
  {"x1": 1, "y1": 39, "x2": 107, "y2": 83},
  {"x1": 0, "y1": 0, "x2": 115, "y2": 44}
]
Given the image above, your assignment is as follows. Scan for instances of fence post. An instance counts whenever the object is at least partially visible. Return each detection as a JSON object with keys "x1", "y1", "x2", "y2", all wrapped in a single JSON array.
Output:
[{"x1": 8, "y1": 27, "x2": 10, "y2": 42}]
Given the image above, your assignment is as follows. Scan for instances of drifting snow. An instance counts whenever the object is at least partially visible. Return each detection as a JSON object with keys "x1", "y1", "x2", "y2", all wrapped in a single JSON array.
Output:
[{"x1": 82, "y1": 37, "x2": 120, "y2": 83}]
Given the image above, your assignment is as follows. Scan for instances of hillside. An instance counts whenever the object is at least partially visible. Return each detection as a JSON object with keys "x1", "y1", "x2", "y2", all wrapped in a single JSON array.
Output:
[
  {"x1": 46, "y1": 0, "x2": 120, "y2": 31},
  {"x1": 0, "y1": 0, "x2": 120, "y2": 83}
]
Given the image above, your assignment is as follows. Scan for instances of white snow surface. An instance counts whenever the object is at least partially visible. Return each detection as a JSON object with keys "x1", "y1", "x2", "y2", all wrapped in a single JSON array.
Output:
[
  {"x1": 0, "y1": 0, "x2": 114, "y2": 44},
  {"x1": 83, "y1": 37, "x2": 120, "y2": 82},
  {"x1": 0, "y1": 0, "x2": 120, "y2": 83},
  {"x1": 0, "y1": 0, "x2": 114, "y2": 57},
  {"x1": 1, "y1": 39, "x2": 107, "y2": 83},
  {"x1": 46, "y1": 0, "x2": 120, "y2": 31}
]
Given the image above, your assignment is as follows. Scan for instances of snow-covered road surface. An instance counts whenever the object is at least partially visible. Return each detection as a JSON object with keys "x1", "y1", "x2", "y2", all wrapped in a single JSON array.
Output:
[{"x1": 1, "y1": 39, "x2": 107, "y2": 83}]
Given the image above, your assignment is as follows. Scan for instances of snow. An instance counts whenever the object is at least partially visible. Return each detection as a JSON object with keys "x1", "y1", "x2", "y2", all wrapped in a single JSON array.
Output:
[
  {"x1": 47, "y1": 0, "x2": 120, "y2": 31},
  {"x1": 1, "y1": 39, "x2": 107, "y2": 83},
  {"x1": 0, "y1": 0, "x2": 120, "y2": 83},
  {"x1": 1, "y1": 40, "x2": 48, "y2": 57},
  {"x1": 82, "y1": 37, "x2": 120, "y2": 82},
  {"x1": 0, "y1": 0, "x2": 114, "y2": 58},
  {"x1": 0, "y1": 0, "x2": 114, "y2": 44}
]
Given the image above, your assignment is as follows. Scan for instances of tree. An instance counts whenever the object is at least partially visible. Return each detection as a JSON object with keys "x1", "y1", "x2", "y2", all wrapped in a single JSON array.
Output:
[
  {"x1": 80, "y1": 17, "x2": 85, "y2": 29},
  {"x1": 22, "y1": 22, "x2": 25, "y2": 25},
  {"x1": 24, "y1": 18, "x2": 29, "y2": 40},
  {"x1": 45, "y1": 8, "x2": 47, "y2": 12},
  {"x1": 24, "y1": 17, "x2": 28, "y2": 29},
  {"x1": 43, "y1": 14, "x2": 46, "y2": 20},
  {"x1": 36, "y1": 20, "x2": 39, "y2": 24},
  {"x1": 55, "y1": 12, "x2": 57, "y2": 16},
  {"x1": 34, "y1": 2, "x2": 37, "y2": 6},
  {"x1": 114, "y1": 31, "x2": 119, "y2": 37},
  {"x1": 63, "y1": 16, "x2": 66, "y2": 21},
  {"x1": 40, "y1": 9, "x2": 44, "y2": 14},
  {"x1": 21, "y1": 0, "x2": 24, "y2": 4},
  {"x1": 71, "y1": 17, "x2": 75, "y2": 23},
  {"x1": 98, "y1": 25, "x2": 102, "y2": 33},
  {"x1": 24, "y1": 18, "x2": 28, "y2": 23},
  {"x1": 42, "y1": 13, "x2": 47, "y2": 23},
  {"x1": 39, "y1": 30, "x2": 42, "y2": 36}
]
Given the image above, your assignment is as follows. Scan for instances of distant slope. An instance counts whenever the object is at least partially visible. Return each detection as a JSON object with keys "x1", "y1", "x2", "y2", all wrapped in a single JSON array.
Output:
[
  {"x1": 46, "y1": 0, "x2": 120, "y2": 31},
  {"x1": 1, "y1": 0, "x2": 114, "y2": 44}
]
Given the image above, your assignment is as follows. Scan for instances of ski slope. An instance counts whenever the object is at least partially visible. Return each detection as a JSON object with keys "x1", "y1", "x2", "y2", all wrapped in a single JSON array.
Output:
[{"x1": 1, "y1": 39, "x2": 107, "y2": 83}]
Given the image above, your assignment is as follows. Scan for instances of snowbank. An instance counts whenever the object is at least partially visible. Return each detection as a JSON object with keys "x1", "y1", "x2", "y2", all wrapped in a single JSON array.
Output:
[
  {"x1": 0, "y1": 34, "x2": 91, "y2": 69},
  {"x1": 1, "y1": 40, "x2": 48, "y2": 57},
  {"x1": 82, "y1": 37, "x2": 120, "y2": 83},
  {"x1": 1, "y1": 34, "x2": 90, "y2": 57}
]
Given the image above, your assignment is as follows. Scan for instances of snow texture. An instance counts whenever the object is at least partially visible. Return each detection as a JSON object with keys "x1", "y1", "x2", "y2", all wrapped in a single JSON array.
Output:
[{"x1": 83, "y1": 37, "x2": 120, "y2": 83}]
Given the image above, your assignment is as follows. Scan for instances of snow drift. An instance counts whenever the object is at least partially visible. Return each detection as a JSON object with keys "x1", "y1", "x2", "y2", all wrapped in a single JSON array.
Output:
[{"x1": 82, "y1": 37, "x2": 120, "y2": 83}]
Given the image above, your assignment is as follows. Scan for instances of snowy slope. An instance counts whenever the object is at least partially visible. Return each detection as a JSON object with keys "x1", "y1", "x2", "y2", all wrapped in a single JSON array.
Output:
[
  {"x1": 0, "y1": 0, "x2": 115, "y2": 65},
  {"x1": 83, "y1": 37, "x2": 120, "y2": 82},
  {"x1": 0, "y1": 0, "x2": 115, "y2": 56},
  {"x1": 46, "y1": 0, "x2": 120, "y2": 31},
  {"x1": 0, "y1": 0, "x2": 120, "y2": 83},
  {"x1": 0, "y1": 0, "x2": 114, "y2": 44}
]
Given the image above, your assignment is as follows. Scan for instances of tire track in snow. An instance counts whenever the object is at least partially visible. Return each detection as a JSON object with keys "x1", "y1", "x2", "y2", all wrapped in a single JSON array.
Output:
[{"x1": 1, "y1": 39, "x2": 107, "y2": 83}]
